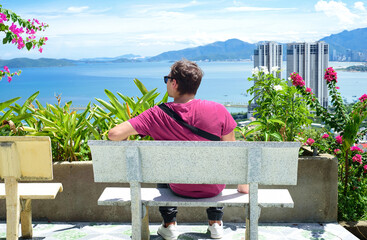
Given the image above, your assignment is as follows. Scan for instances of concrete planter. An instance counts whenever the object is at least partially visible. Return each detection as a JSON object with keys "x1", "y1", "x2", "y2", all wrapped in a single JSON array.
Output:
[
  {"x1": 0, "y1": 154, "x2": 338, "y2": 223},
  {"x1": 340, "y1": 221, "x2": 367, "y2": 239}
]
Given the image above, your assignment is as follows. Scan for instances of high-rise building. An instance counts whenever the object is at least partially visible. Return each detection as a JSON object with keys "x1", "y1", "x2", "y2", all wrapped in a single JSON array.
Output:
[
  {"x1": 249, "y1": 42, "x2": 283, "y2": 117},
  {"x1": 254, "y1": 41, "x2": 283, "y2": 78},
  {"x1": 287, "y1": 41, "x2": 329, "y2": 108}
]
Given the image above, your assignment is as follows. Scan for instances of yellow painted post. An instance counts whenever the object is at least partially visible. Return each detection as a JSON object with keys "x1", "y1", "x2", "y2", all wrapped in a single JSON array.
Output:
[
  {"x1": 5, "y1": 177, "x2": 20, "y2": 240},
  {"x1": 21, "y1": 199, "x2": 33, "y2": 238}
]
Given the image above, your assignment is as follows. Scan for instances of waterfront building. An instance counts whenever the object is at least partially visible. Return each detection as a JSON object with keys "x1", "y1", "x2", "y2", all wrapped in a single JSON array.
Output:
[
  {"x1": 249, "y1": 42, "x2": 283, "y2": 117},
  {"x1": 287, "y1": 41, "x2": 329, "y2": 108},
  {"x1": 254, "y1": 41, "x2": 283, "y2": 78}
]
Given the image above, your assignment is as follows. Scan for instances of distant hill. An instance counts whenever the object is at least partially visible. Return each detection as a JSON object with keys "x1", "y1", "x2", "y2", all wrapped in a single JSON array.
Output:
[
  {"x1": 79, "y1": 54, "x2": 142, "y2": 62},
  {"x1": 320, "y1": 27, "x2": 367, "y2": 54},
  {"x1": 0, "y1": 57, "x2": 141, "y2": 68},
  {"x1": 0, "y1": 58, "x2": 75, "y2": 68},
  {"x1": 79, "y1": 58, "x2": 141, "y2": 64},
  {"x1": 148, "y1": 39, "x2": 256, "y2": 61}
]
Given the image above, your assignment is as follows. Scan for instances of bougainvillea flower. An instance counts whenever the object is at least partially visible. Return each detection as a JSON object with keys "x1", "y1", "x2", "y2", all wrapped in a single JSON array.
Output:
[{"x1": 336, "y1": 135, "x2": 343, "y2": 144}]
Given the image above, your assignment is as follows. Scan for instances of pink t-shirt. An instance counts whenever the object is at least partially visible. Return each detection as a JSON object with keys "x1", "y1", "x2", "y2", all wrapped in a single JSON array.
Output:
[{"x1": 128, "y1": 99, "x2": 237, "y2": 198}]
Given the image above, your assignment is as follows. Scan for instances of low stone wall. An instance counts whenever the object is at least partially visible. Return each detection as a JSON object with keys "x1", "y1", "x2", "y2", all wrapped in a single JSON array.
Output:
[{"x1": 0, "y1": 154, "x2": 337, "y2": 223}]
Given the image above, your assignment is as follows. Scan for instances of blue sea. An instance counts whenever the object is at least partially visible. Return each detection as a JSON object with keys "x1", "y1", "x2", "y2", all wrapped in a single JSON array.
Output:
[{"x1": 0, "y1": 61, "x2": 366, "y2": 113}]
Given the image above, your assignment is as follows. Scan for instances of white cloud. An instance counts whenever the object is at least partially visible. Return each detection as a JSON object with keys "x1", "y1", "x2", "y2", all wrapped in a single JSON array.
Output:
[
  {"x1": 354, "y1": 1, "x2": 366, "y2": 11},
  {"x1": 225, "y1": 6, "x2": 296, "y2": 12},
  {"x1": 315, "y1": 0, "x2": 359, "y2": 25},
  {"x1": 67, "y1": 6, "x2": 89, "y2": 13}
]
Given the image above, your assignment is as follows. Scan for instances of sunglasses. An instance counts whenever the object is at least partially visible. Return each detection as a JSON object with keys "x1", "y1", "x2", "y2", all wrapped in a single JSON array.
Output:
[{"x1": 164, "y1": 76, "x2": 173, "y2": 84}]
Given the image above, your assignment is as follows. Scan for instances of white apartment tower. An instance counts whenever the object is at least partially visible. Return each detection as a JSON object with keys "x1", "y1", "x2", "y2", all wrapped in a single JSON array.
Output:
[
  {"x1": 287, "y1": 41, "x2": 329, "y2": 108},
  {"x1": 249, "y1": 42, "x2": 283, "y2": 117},
  {"x1": 254, "y1": 41, "x2": 283, "y2": 78}
]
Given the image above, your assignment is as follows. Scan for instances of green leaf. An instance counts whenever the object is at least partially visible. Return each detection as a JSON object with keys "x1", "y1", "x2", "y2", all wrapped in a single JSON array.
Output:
[
  {"x1": 0, "y1": 109, "x2": 13, "y2": 122},
  {"x1": 134, "y1": 78, "x2": 148, "y2": 95},
  {"x1": 117, "y1": 92, "x2": 136, "y2": 110},
  {"x1": 20, "y1": 91, "x2": 39, "y2": 115},
  {"x1": 26, "y1": 42, "x2": 32, "y2": 51},
  {"x1": 131, "y1": 88, "x2": 158, "y2": 116},
  {"x1": 104, "y1": 89, "x2": 129, "y2": 120},
  {"x1": 86, "y1": 121, "x2": 101, "y2": 140},
  {"x1": 0, "y1": 97, "x2": 21, "y2": 111}
]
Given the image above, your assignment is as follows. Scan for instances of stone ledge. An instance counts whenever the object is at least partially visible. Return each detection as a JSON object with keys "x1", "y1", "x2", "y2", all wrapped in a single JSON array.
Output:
[
  {"x1": 0, "y1": 156, "x2": 338, "y2": 223},
  {"x1": 340, "y1": 221, "x2": 367, "y2": 240}
]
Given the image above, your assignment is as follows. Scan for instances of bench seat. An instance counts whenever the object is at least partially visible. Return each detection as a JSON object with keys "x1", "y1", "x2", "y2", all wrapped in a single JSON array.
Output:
[
  {"x1": 0, "y1": 183, "x2": 63, "y2": 199},
  {"x1": 98, "y1": 187, "x2": 294, "y2": 208}
]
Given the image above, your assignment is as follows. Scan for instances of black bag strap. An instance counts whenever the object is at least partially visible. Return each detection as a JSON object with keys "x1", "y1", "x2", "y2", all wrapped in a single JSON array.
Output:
[{"x1": 158, "y1": 103, "x2": 220, "y2": 141}]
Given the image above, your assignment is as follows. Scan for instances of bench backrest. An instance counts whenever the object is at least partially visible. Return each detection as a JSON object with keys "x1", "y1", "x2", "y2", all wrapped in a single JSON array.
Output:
[
  {"x1": 90, "y1": 141, "x2": 300, "y2": 185},
  {"x1": 0, "y1": 136, "x2": 53, "y2": 181}
]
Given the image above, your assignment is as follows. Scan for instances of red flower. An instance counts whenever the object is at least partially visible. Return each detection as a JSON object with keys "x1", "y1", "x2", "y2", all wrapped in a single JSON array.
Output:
[
  {"x1": 290, "y1": 72, "x2": 305, "y2": 87},
  {"x1": 336, "y1": 135, "x2": 342, "y2": 144},
  {"x1": 359, "y1": 94, "x2": 367, "y2": 103}
]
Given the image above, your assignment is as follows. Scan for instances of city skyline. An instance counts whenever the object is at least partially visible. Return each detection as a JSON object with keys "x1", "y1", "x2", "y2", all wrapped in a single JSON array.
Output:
[{"x1": 1, "y1": 0, "x2": 367, "y2": 59}]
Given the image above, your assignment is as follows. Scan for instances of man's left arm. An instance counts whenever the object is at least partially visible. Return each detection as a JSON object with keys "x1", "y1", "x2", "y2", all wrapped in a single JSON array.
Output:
[{"x1": 108, "y1": 121, "x2": 138, "y2": 141}]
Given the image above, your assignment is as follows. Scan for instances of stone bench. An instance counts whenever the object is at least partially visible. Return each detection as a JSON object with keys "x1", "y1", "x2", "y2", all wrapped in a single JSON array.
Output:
[
  {"x1": 89, "y1": 140, "x2": 300, "y2": 240},
  {"x1": 0, "y1": 136, "x2": 63, "y2": 240}
]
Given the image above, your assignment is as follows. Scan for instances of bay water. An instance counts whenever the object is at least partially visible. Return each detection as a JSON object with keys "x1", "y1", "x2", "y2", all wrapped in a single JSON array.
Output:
[{"x1": 0, "y1": 61, "x2": 365, "y2": 113}]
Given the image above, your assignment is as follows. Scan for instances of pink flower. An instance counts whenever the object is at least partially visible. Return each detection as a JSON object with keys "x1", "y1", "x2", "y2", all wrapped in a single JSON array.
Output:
[
  {"x1": 0, "y1": 13, "x2": 7, "y2": 23},
  {"x1": 324, "y1": 67, "x2": 338, "y2": 83},
  {"x1": 306, "y1": 87, "x2": 312, "y2": 93},
  {"x1": 4, "y1": 66, "x2": 10, "y2": 73},
  {"x1": 336, "y1": 86, "x2": 340, "y2": 89},
  {"x1": 7, "y1": 76, "x2": 12, "y2": 83},
  {"x1": 45, "y1": 37, "x2": 48, "y2": 41},
  {"x1": 351, "y1": 146, "x2": 364, "y2": 153},
  {"x1": 364, "y1": 165, "x2": 367, "y2": 171},
  {"x1": 359, "y1": 94, "x2": 367, "y2": 103},
  {"x1": 322, "y1": 133, "x2": 329, "y2": 139},
  {"x1": 352, "y1": 154, "x2": 362, "y2": 164},
  {"x1": 39, "y1": 47, "x2": 43, "y2": 53},
  {"x1": 334, "y1": 149, "x2": 340, "y2": 154},
  {"x1": 336, "y1": 135, "x2": 342, "y2": 144},
  {"x1": 290, "y1": 72, "x2": 305, "y2": 87},
  {"x1": 306, "y1": 138, "x2": 315, "y2": 146}
]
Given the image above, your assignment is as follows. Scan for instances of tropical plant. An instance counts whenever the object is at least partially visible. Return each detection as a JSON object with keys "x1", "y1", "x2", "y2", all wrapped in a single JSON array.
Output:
[
  {"x1": 25, "y1": 99, "x2": 92, "y2": 161},
  {"x1": 244, "y1": 66, "x2": 313, "y2": 141},
  {"x1": 0, "y1": 96, "x2": 20, "y2": 135}
]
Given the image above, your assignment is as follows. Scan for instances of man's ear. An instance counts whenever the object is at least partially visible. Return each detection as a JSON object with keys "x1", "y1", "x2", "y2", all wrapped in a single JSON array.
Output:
[{"x1": 172, "y1": 79, "x2": 179, "y2": 90}]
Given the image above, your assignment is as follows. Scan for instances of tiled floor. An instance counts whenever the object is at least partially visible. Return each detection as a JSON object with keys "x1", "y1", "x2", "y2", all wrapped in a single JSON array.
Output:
[{"x1": 0, "y1": 221, "x2": 359, "y2": 240}]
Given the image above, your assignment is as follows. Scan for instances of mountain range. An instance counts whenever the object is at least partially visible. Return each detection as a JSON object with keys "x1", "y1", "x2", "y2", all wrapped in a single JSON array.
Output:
[
  {"x1": 1, "y1": 27, "x2": 367, "y2": 67},
  {"x1": 148, "y1": 39, "x2": 256, "y2": 61}
]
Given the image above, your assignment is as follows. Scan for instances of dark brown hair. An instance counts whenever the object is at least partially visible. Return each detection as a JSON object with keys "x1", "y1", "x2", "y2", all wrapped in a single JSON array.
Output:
[{"x1": 170, "y1": 59, "x2": 203, "y2": 95}]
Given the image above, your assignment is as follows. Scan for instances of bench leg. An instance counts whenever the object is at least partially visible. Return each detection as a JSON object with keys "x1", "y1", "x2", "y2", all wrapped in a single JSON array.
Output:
[
  {"x1": 20, "y1": 199, "x2": 33, "y2": 238},
  {"x1": 130, "y1": 182, "x2": 142, "y2": 240},
  {"x1": 245, "y1": 205, "x2": 261, "y2": 240},
  {"x1": 5, "y1": 177, "x2": 20, "y2": 240},
  {"x1": 245, "y1": 183, "x2": 261, "y2": 240},
  {"x1": 141, "y1": 205, "x2": 150, "y2": 240}
]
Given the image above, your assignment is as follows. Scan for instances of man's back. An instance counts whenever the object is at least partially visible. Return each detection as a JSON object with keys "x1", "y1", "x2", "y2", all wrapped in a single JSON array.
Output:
[{"x1": 129, "y1": 99, "x2": 236, "y2": 141}]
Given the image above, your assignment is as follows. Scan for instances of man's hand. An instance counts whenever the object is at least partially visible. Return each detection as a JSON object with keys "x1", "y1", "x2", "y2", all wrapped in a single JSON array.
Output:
[
  {"x1": 237, "y1": 184, "x2": 249, "y2": 194},
  {"x1": 108, "y1": 121, "x2": 138, "y2": 141}
]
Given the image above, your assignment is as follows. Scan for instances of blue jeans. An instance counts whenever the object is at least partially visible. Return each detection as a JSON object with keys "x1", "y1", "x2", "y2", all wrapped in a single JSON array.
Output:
[{"x1": 157, "y1": 184, "x2": 224, "y2": 223}]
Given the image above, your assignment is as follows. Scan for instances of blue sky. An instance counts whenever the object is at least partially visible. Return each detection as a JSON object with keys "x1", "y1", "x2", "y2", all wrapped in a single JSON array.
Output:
[{"x1": 1, "y1": 0, "x2": 367, "y2": 59}]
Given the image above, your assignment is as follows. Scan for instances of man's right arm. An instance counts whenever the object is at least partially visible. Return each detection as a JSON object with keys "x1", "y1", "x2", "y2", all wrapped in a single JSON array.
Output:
[{"x1": 108, "y1": 121, "x2": 138, "y2": 141}]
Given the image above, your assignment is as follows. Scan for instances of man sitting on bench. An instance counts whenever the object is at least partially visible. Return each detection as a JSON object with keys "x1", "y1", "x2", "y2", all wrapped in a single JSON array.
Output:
[{"x1": 108, "y1": 59, "x2": 249, "y2": 240}]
